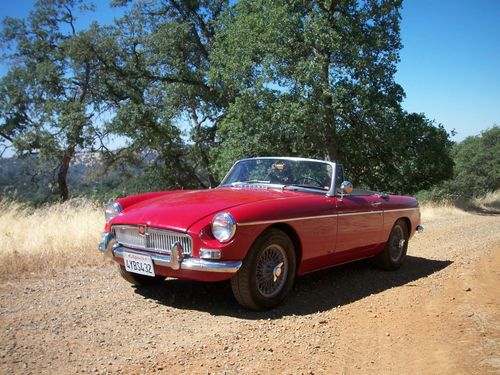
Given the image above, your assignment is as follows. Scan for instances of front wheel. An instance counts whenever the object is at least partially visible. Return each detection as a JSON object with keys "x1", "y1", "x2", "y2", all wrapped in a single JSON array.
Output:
[
  {"x1": 373, "y1": 220, "x2": 409, "y2": 270},
  {"x1": 118, "y1": 265, "x2": 166, "y2": 286},
  {"x1": 231, "y1": 229, "x2": 296, "y2": 310}
]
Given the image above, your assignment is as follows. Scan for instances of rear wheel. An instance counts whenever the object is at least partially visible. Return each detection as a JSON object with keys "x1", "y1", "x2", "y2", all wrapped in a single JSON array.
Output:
[
  {"x1": 118, "y1": 265, "x2": 166, "y2": 286},
  {"x1": 373, "y1": 220, "x2": 409, "y2": 270},
  {"x1": 231, "y1": 229, "x2": 296, "y2": 310}
]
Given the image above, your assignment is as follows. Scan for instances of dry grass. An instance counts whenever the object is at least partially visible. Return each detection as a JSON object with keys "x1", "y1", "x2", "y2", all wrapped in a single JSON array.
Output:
[
  {"x1": 0, "y1": 198, "x2": 105, "y2": 280},
  {"x1": 420, "y1": 190, "x2": 500, "y2": 219},
  {"x1": 470, "y1": 190, "x2": 500, "y2": 213},
  {"x1": 420, "y1": 203, "x2": 469, "y2": 220}
]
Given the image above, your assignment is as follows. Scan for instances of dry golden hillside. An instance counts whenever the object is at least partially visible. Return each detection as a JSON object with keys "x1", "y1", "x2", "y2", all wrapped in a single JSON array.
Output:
[{"x1": 0, "y1": 199, "x2": 104, "y2": 277}]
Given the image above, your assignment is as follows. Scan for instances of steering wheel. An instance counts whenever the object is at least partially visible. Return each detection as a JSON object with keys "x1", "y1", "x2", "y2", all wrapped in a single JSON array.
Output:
[{"x1": 294, "y1": 176, "x2": 324, "y2": 186}]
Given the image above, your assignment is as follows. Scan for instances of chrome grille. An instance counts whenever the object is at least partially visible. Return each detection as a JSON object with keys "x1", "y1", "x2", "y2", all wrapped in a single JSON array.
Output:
[{"x1": 112, "y1": 225, "x2": 192, "y2": 256}]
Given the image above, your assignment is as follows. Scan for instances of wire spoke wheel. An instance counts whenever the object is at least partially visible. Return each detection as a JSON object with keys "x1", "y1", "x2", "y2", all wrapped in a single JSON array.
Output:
[
  {"x1": 231, "y1": 229, "x2": 296, "y2": 310},
  {"x1": 255, "y1": 244, "x2": 288, "y2": 298},
  {"x1": 372, "y1": 220, "x2": 409, "y2": 271},
  {"x1": 388, "y1": 225, "x2": 405, "y2": 263}
]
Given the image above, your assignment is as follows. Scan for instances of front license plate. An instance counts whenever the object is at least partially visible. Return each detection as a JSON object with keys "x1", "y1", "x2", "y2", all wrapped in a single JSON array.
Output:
[{"x1": 123, "y1": 252, "x2": 155, "y2": 277}]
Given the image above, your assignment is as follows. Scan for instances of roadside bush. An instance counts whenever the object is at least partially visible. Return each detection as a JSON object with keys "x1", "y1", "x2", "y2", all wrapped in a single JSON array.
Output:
[
  {"x1": 417, "y1": 125, "x2": 499, "y2": 203},
  {"x1": 452, "y1": 126, "x2": 499, "y2": 196}
]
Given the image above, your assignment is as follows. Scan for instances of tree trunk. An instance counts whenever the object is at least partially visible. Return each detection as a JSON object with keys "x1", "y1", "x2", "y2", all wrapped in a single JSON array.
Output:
[
  {"x1": 318, "y1": 51, "x2": 339, "y2": 162},
  {"x1": 190, "y1": 108, "x2": 217, "y2": 187},
  {"x1": 57, "y1": 149, "x2": 74, "y2": 201},
  {"x1": 56, "y1": 117, "x2": 85, "y2": 201},
  {"x1": 325, "y1": 134, "x2": 339, "y2": 161},
  {"x1": 201, "y1": 148, "x2": 217, "y2": 187},
  {"x1": 56, "y1": 61, "x2": 90, "y2": 201}
]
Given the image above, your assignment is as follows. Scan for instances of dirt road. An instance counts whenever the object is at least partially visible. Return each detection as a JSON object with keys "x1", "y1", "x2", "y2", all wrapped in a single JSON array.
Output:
[{"x1": 1, "y1": 212, "x2": 499, "y2": 374}]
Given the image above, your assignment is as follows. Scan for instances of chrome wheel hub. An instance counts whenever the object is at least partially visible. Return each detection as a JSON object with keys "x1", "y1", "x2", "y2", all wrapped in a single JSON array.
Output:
[
  {"x1": 255, "y1": 245, "x2": 288, "y2": 298},
  {"x1": 273, "y1": 262, "x2": 283, "y2": 282},
  {"x1": 389, "y1": 226, "x2": 406, "y2": 262}
]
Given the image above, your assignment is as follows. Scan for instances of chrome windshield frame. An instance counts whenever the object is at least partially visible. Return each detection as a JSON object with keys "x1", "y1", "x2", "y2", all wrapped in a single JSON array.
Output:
[{"x1": 219, "y1": 157, "x2": 338, "y2": 197}]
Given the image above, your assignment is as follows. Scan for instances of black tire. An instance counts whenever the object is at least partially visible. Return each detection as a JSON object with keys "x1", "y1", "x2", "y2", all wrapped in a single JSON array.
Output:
[
  {"x1": 118, "y1": 265, "x2": 166, "y2": 286},
  {"x1": 231, "y1": 229, "x2": 296, "y2": 311},
  {"x1": 373, "y1": 219, "x2": 409, "y2": 271}
]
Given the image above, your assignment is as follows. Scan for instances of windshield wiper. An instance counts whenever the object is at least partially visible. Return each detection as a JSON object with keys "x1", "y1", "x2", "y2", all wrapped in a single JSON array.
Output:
[
  {"x1": 231, "y1": 180, "x2": 271, "y2": 185},
  {"x1": 286, "y1": 184, "x2": 327, "y2": 191}
]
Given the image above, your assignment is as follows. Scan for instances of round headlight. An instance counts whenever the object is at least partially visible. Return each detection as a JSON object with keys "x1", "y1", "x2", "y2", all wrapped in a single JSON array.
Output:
[
  {"x1": 211, "y1": 212, "x2": 236, "y2": 243},
  {"x1": 105, "y1": 201, "x2": 122, "y2": 222}
]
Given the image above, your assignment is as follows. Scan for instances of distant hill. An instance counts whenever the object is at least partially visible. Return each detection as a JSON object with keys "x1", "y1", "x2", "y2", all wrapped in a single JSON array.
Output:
[{"x1": 0, "y1": 152, "x2": 140, "y2": 202}]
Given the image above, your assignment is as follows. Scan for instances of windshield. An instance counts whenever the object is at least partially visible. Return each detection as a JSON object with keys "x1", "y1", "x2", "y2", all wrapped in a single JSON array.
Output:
[{"x1": 221, "y1": 158, "x2": 333, "y2": 191}]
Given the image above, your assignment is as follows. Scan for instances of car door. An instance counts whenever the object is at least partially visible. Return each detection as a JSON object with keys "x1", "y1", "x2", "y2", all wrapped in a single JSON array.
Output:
[{"x1": 334, "y1": 192, "x2": 384, "y2": 259}]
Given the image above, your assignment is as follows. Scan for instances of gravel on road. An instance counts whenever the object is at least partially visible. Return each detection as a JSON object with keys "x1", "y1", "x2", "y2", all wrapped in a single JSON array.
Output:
[{"x1": 1, "y1": 212, "x2": 499, "y2": 374}]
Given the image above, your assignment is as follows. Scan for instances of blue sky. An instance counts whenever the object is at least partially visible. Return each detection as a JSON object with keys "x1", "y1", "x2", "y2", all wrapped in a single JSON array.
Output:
[
  {"x1": 1, "y1": 0, "x2": 499, "y2": 142},
  {"x1": 396, "y1": 0, "x2": 500, "y2": 141}
]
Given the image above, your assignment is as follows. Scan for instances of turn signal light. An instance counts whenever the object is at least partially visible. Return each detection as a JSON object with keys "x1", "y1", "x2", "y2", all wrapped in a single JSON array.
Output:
[{"x1": 199, "y1": 248, "x2": 221, "y2": 260}]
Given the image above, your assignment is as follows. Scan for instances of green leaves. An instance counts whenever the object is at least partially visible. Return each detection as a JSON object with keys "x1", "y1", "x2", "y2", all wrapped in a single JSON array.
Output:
[
  {"x1": 1, "y1": 0, "x2": 456, "y2": 202},
  {"x1": 452, "y1": 126, "x2": 500, "y2": 196},
  {"x1": 0, "y1": 0, "x2": 103, "y2": 200},
  {"x1": 417, "y1": 125, "x2": 500, "y2": 203},
  {"x1": 210, "y1": 0, "x2": 452, "y2": 194}
]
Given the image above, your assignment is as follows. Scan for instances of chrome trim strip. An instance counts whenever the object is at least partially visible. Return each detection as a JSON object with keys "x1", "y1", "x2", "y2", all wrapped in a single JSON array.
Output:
[
  {"x1": 384, "y1": 208, "x2": 420, "y2": 213},
  {"x1": 237, "y1": 214, "x2": 338, "y2": 226},
  {"x1": 237, "y1": 208, "x2": 419, "y2": 226},
  {"x1": 339, "y1": 211, "x2": 383, "y2": 217},
  {"x1": 181, "y1": 258, "x2": 242, "y2": 273},
  {"x1": 112, "y1": 246, "x2": 242, "y2": 273}
]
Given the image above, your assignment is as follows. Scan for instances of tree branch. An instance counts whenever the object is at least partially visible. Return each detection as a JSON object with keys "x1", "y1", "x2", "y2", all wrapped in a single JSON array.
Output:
[
  {"x1": 78, "y1": 61, "x2": 91, "y2": 102},
  {"x1": 62, "y1": 5, "x2": 76, "y2": 36},
  {"x1": 0, "y1": 130, "x2": 14, "y2": 142}
]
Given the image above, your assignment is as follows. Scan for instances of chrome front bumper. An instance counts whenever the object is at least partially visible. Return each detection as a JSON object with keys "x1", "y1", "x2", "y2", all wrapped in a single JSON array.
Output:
[{"x1": 98, "y1": 232, "x2": 242, "y2": 273}]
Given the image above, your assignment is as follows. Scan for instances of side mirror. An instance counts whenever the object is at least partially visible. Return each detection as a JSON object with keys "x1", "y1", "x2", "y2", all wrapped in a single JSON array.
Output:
[{"x1": 338, "y1": 181, "x2": 353, "y2": 200}]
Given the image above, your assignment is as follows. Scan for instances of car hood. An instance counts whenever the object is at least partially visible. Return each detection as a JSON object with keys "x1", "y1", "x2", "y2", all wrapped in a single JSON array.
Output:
[{"x1": 110, "y1": 187, "x2": 292, "y2": 232}]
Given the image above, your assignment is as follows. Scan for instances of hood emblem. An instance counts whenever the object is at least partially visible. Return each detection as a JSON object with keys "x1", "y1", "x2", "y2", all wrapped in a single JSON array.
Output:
[{"x1": 138, "y1": 225, "x2": 147, "y2": 235}]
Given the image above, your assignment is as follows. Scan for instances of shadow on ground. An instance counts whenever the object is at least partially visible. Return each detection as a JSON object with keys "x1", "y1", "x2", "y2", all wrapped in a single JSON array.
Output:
[{"x1": 133, "y1": 255, "x2": 452, "y2": 319}]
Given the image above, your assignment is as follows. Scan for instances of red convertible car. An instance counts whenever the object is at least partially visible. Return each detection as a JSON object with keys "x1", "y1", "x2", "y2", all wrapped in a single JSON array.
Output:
[{"x1": 99, "y1": 157, "x2": 423, "y2": 310}]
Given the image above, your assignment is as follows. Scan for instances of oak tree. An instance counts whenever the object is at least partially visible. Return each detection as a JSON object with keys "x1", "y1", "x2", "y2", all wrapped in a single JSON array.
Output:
[
  {"x1": 0, "y1": 0, "x2": 104, "y2": 200},
  {"x1": 209, "y1": 0, "x2": 453, "y2": 193}
]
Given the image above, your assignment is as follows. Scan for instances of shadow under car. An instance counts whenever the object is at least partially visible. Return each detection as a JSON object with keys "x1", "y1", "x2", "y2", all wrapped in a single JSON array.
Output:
[{"x1": 132, "y1": 255, "x2": 452, "y2": 319}]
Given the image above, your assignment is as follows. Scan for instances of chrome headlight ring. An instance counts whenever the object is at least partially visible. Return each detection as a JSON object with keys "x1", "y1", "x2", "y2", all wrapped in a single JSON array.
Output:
[
  {"x1": 211, "y1": 212, "x2": 236, "y2": 243},
  {"x1": 105, "y1": 201, "x2": 122, "y2": 223}
]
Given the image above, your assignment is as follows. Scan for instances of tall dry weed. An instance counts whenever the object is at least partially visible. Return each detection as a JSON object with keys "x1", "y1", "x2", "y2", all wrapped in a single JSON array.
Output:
[
  {"x1": 420, "y1": 190, "x2": 500, "y2": 218},
  {"x1": 0, "y1": 199, "x2": 105, "y2": 279},
  {"x1": 420, "y1": 203, "x2": 469, "y2": 220},
  {"x1": 471, "y1": 190, "x2": 500, "y2": 213}
]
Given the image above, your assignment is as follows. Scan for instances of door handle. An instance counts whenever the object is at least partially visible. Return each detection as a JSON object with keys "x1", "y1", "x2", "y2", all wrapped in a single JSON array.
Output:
[{"x1": 370, "y1": 202, "x2": 382, "y2": 207}]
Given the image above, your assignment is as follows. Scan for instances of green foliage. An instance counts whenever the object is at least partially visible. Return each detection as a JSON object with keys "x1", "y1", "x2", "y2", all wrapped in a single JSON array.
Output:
[
  {"x1": 417, "y1": 125, "x2": 500, "y2": 202},
  {"x1": 452, "y1": 126, "x2": 500, "y2": 195},
  {"x1": 87, "y1": 0, "x2": 230, "y2": 188},
  {"x1": 1, "y1": 0, "x2": 457, "y2": 202},
  {"x1": 210, "y1": 0, "x2": 452, "y2": 194},
  {"x1": 211, "y1": 91, "x2": 310, "y2": 179},
  {"x1": 341, "y1": 112, "x2": 454, "y2": 193},
  {"x1": 0, "y1": 0, "x2": 105, "y2": 200}
]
